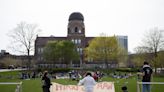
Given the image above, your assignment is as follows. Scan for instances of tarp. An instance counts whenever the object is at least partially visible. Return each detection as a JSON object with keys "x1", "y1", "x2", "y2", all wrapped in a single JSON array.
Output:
[{"x1": 50, "y1": 82, "x2": 115, "y2": 92}]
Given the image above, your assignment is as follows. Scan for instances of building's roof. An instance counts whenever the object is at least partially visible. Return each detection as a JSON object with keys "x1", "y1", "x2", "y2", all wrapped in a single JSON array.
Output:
[
  {"x1": 85, "y1": 37, "x2": 94, "y2": 42},
  {"x1": 69, "y1": 12, "x2": 84, "y2": 21},
  {"x1": 35, "y1": 37, "x2": 67, "y2": 46}
]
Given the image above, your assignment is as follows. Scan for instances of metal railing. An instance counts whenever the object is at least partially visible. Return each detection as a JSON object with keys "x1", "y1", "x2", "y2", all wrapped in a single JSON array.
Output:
[
  {"x1": 137, "y1": 82, "x2": 164, "y2": 92},
  {"x1": 0, "y1": 82, "x2": 22, "y2": 92}
]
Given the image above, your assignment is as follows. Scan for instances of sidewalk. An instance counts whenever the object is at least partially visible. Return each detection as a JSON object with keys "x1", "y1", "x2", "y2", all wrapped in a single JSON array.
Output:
[{"x1": 0, "y1": 69, "x2": 26, "y2": 72}]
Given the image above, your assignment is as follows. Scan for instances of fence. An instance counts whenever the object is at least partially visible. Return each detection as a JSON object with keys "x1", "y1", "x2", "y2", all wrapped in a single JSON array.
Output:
[
  {"x1": 0, "y1": 82, "x2": 22, "y2": 92},
  {"x1": 137, "y1": 82, "x2": 164, "y2": 92}
]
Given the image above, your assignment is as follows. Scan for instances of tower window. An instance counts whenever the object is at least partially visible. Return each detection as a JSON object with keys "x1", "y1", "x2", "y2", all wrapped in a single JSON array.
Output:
[
  {"x1": 75, "y1": 27, "x2": 78, "y2": 33},
  {"x1": 71, "y1": 29, "x2": 74, "y2": 33},
  {"x1": 82, "y1": 28, "x2": 85, "y2": 31},
  {"x1": 79, "y1": 29, "x2": 81, "y2": 33},
  {"x1": 68, "y1": 28, "x2": 70, "y2": 32}
]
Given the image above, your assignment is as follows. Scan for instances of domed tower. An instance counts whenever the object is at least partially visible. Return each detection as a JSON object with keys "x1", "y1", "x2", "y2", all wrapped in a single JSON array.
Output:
[
  {"x1": 67, "y1": 12, "x2": 85, "y2": 65},
  {"x1": 67, "y1": 12, "x2": 85, "y2": 37}
]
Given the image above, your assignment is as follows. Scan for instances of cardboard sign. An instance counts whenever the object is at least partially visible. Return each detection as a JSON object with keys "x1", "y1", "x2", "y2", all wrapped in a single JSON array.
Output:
[{"x1": 50, "y1": 82, "x2": 115, "y2": 92}]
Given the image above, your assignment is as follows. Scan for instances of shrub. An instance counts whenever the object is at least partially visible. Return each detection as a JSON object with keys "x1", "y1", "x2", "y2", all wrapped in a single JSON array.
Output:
[
  {"x1": 116, "y1": 68, "x2": 139, "y2": 72},
  {"x1": 36, "y1": 68, "x2": 72, "y2": 73}
]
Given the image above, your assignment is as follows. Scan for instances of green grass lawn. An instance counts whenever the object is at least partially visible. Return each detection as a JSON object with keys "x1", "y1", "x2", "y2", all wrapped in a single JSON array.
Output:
[{"x1": 0, "y1": 71, "x2": 164, "y2": 92}]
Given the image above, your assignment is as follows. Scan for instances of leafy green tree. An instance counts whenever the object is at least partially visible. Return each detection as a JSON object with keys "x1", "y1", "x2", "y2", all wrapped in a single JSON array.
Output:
[
  {"x1": 117, "y1": 48, "x2": 128, "y2": 67},
  {"x1": 133, "y1": 47, "x2": 153, "y2": 67},
  {"x1": 43, "y1": 41, "x2": 59, "y2": 62},
  {"x1": 43, "y1": 40, "x2": 79, "y2": 66},
  {"x1": 57, "y1": 40, "x2": 79, "y2": 64},
  {"x1": 130, "y1": 53, "x2": 146, "y2": 67},
  {"x1": 85, "y1": 34, "x2": 126, "y2": 68}
]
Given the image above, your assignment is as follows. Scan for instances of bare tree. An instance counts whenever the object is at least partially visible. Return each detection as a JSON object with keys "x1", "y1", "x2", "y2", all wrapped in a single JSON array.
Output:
[
  {"x1": 135, "y1": 27, "x2": 164, "y2": 73},
  {"x1": 8, "y1": 22, "x2": 41, "y2": 69},
  {"x1": 133, "y1": 47, "x2": 153, "y2": 67}
]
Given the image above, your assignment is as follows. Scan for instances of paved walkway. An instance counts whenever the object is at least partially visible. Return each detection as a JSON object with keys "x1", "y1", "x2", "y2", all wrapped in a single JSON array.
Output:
[{"x1": 0, "y1": 69, "x2": 26, "y2": 72}]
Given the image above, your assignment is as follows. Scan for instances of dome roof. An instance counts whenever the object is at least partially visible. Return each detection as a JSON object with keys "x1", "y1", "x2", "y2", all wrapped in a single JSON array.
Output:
[{"x1": 69, "y1": 12, "x2": 84, "y2": 21}]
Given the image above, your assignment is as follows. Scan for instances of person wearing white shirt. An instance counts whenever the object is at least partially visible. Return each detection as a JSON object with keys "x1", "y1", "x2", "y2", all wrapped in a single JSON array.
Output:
[{"x1": 78, "y1": 72, "x2": 96, "y2": 92}]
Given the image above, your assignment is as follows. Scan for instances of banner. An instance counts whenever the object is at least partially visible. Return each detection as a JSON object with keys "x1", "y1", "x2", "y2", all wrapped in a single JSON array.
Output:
[{"x1": 50, "y1": 82, "x2": 115, "y2": 92}]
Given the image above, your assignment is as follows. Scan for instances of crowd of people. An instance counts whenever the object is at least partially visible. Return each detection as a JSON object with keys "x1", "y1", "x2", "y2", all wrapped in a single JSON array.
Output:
[
  {"x1": 111, "y1": 72, "x2": 132, "y2": 79},
  {"x1": 68, "y1": 70, "x2": 104, "y2": 82},
  {"x1": 20, "y1": 71, "x2": 43, "y2": 79},
  {"x1": 17, "y1": 61, "x2": 153, "y2": 92},
  {"x1": 40, "y1": 70, "x2": 104, "y2": 92}
]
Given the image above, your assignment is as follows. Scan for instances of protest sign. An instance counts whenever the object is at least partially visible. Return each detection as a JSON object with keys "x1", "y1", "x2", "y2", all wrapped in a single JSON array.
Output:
[{"x1": 50, "y1": 82, "x2": 115, "y2": 92}]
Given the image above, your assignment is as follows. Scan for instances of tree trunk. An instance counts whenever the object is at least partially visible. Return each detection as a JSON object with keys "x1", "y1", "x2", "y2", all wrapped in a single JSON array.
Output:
[
  {"x1": 27, "y1": 49, "x2": 31, "y2": 70},
  {"x1": 105, "y1": 58, "x2": 109, "y2": 68},
  {"x1": 154, "y1": 51, "x2": 158, "y2": 74}
]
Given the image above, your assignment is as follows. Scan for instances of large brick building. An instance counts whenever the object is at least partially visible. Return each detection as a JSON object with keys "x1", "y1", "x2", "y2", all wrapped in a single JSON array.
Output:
[{"x1": 34, "y1": 12, "x2": 128, "y2": 68}]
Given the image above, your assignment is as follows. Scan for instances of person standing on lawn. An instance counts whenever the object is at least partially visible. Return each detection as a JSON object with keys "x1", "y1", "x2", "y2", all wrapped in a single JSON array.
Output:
[
  {"x1": 138, "y1": 61, "x2": 153, "y2": 92},
  {"x1": 42, "y1": 71, "x2": 52, "y2": 92},
  {"x1": 78, "y1": 72, "x2": 96, "y2": 92}
]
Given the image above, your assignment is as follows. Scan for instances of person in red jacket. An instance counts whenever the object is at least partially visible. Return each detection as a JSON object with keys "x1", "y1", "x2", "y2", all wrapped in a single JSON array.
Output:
[{"x1": 93, "y1": 72, "x2": 98, "y2": 81}]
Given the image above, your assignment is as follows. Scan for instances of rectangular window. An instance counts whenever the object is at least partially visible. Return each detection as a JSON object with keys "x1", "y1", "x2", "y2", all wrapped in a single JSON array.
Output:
[
  {"x1": 41, "y1": 48, "x2": 44, "y2": 53},
  {"x1": 71, "y1": 29, "x2": 74, "y2": 33},
  {"x1": 38, "y1": 48, "x2": 41, "y2": 54},
  {"x1": 77, "y1": 48, "x2": 80, "y2": 52},
  {"x1": 78, "y1": 39, "x2": 81, "y2": 44},
  {"x1": 71, "y1": 39, "x2": 74, "y2": 43},
  {"x1": 75, "y1": 39, "x2": 78, "y2": 44},
  {"x1": 80, "y1": 48, "x2": 83, "y2": 54}
]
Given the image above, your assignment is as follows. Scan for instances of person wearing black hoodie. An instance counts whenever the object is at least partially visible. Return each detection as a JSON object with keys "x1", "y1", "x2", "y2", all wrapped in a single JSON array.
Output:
[
  {"x1": 42, "y1": 71, "x2": 52, "y2": 92},
  {"x1": 141, "y1": 61, "x2": 153, "y2": 92}
]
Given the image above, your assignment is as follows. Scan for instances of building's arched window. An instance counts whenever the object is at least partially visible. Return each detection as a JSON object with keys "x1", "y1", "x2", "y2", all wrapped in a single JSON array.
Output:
[
  {"x1": 79, "y1": 29, "x2": 81, "y2": 33},
  {"x1": 71, "y1": 29, "x2": 74, "y2": 33},
  {"x1": 68, "y1": 28, "x2": 70, "y2": 33},
  {"x1": 82, "y1": 28, "x2": 85, "y2": 31},
  {"x1": 75, "y1": 27, "x2": 78, "y2": 33}
]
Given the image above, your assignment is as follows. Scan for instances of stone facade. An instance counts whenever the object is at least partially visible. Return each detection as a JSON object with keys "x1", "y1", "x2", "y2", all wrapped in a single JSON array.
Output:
[{"x1": 34, "y1": 12, "x2": 128, "y2": 67}]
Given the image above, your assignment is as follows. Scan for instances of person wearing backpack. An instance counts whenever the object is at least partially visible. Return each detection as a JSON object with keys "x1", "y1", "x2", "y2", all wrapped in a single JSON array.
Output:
[{"x1": 139, "y1": 61, "x2": 153, "y2": 92}]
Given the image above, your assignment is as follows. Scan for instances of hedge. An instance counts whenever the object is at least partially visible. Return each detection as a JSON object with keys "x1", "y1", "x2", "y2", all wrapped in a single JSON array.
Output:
[{"x1": 116, "y1": 68, "x2": 139, "y2": 72}]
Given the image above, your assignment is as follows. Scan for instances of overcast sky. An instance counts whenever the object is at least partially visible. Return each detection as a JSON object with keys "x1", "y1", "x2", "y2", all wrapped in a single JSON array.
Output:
[{"x1": 0, "y1": 0, "x2": 164, "y2": 55}]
